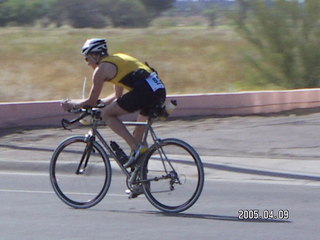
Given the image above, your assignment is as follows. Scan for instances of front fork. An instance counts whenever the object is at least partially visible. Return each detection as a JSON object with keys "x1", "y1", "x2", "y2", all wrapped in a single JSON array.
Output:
[{"x1": 76, "y1": 131, "x2": 95, "y2": 175}]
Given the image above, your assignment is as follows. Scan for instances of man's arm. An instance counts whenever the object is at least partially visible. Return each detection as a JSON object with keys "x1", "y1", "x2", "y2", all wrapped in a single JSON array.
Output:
[
  {"x1": 100, "y1": 85, "x2": 124, "y2": 106},
  {"x1": 61, "y1": 63, "x2": 117, "y2": 111}
]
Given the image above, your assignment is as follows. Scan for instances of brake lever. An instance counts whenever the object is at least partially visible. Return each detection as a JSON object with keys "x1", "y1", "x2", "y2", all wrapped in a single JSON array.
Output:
[
  {"x1": 61, "y1": 118, "x2": 72, "y2": 131},
  {"x1": 61, "y1": 112, "x2": 88, "y2": 131}
]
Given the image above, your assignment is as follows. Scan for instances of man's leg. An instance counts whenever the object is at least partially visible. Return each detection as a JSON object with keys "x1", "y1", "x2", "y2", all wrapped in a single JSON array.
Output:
[
  {"x1": 102, "y1": 101, "x2": 138, "y2": 150},
  {"x1": 133, "y1": 114, "x2": 148, "y2": 144}
]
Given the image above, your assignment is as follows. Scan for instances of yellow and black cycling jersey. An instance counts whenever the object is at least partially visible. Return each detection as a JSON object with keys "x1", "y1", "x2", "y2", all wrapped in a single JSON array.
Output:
[{"x1": 101, "y1": 53, "x2": 153, "y2": 91}]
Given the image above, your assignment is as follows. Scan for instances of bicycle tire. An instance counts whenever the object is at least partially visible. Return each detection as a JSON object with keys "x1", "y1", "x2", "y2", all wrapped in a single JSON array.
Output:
[
  {"x1": 140, "y1": 138, "x2": 204, "y2": 213},
  {"x1": 50, "y1": 136, "x2": 112, "y2": 209}
]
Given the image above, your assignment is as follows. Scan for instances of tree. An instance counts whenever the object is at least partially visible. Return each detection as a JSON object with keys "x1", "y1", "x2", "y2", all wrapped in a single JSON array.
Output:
[
  {"x1": 203, "y1": 7, "x2": 217, "y2": 27},
  {"x1": 139, "y1": 0, "x2": 175, "y2": 17},
  {"x1": 0, "y1": 0, "x2": 47, "y2": 26},
  {"x1": 109, "y1": 0, "x2": 148, "y2": 28},
  {"x1": 98, "y1": 0, "x2": 175, "y2": 28},
  {"x1": 234, "y1": 0, "x2": 320, "y2": 89},
  {"x1": 50, "y1": 0, "x2": 107, "y2": 28},
  {"x1": 0, "y1": 0, "x2": 176, "y2": 28}
]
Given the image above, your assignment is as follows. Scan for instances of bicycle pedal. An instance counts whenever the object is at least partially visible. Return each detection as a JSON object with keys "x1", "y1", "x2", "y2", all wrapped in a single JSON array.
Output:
[{"x1": 125, "y1": 189, "x2": 138, "y2": 199}]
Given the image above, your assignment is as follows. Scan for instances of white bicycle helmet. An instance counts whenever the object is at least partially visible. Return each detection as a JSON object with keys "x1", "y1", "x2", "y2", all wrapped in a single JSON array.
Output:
[{"x1": 81, "y1": 38, "x2": 107, "y2": 56}]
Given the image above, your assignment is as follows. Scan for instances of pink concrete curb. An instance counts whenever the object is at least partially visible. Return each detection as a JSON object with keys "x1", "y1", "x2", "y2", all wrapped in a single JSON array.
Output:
[
  {"x1": 0, "y1": 100, "x2": 70, "y2": 129},
  {"x1": 168, "y1": 89, "x2": 320, "y2": 117},
  {"x1": 1, "y1": 89, "x2": 320, "y2": 128}
]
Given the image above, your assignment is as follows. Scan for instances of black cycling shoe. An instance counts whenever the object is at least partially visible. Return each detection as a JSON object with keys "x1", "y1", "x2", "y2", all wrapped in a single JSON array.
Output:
[{"x1": 126, "y1": 185, "x2": 144, "y2": 199}]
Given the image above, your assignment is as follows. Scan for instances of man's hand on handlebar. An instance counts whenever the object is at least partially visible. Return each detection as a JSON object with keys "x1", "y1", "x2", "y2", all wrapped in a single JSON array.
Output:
[
  {"x1": 60, "y1": 98, "x2": 77, "y2": 112},
  {"x1": 61, "y1": 98, "x2": 106, "y2": 112}
]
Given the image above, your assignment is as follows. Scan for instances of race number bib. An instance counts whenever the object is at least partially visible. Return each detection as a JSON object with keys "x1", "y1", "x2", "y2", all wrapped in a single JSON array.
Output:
[{"x1": 146, "y1": 72, "x2": 165, "y2": 92}]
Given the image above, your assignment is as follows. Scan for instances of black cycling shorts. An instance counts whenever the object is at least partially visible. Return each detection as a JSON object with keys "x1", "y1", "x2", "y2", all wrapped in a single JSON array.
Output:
[{"x1": 117, "y1": 80, "x2": 166, "y2": 116}]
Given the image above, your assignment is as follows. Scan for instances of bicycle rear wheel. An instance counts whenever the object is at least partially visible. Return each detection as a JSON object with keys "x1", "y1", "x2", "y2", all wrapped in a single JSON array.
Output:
[
  {"x1": 141, "y1": 138, "x2": 204, "y2": 213},
  {"x1": 50, "y1": 136, "x2": 111, "y2": 209}
]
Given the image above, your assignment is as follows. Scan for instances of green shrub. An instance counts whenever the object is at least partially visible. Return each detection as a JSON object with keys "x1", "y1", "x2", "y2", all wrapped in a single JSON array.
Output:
[{"x1": 234, "y1": 0, "x2": 320, "y2": 89}]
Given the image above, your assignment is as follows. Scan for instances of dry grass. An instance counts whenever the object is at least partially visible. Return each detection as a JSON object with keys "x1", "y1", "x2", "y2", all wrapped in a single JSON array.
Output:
[{"x1": 0, "y1": 26, "x2": 263, "y2": 102}]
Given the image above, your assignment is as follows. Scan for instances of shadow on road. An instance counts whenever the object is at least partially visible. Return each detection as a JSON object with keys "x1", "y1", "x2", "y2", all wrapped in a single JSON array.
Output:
[
  {"x1": 203, "y1": 162, "x2": 320, "y2": 181},
  {"x1": 0, "y1": 144, "x2": 53, "y2": 153},
  {"x1": 1, "y1": 143, "x2": 319, "y2": 182},
  {"x1": 98, "y1": 209, "x2": 291, "y2": 223},
  {"x1": 157, "y1": 212, "x2": 291, "y2": 223}
]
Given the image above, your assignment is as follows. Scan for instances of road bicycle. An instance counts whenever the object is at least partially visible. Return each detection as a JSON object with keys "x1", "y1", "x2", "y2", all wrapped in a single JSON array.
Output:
[{"x1": 49, "y1": 102, "x2": 204, "y2": 213}]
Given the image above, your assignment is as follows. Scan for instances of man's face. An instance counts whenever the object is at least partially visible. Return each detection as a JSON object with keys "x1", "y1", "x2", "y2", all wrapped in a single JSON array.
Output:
[{"x1": 85, "y1": 53, "x2": 99, "y2": 69}]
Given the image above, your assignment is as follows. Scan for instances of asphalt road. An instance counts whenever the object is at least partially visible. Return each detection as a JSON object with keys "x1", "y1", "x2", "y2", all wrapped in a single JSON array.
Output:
[
  {"x1": 1, "y1": 112, "x2": 320, "y2": 239},
  {"x1": 1, "y1": 172, "x2": 318, "y2": 240}
]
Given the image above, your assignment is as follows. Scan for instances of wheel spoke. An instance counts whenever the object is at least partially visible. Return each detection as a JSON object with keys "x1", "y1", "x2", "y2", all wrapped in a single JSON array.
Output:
[{"x1": 141, "y1": 138, "x2": 204, "y2": 213}]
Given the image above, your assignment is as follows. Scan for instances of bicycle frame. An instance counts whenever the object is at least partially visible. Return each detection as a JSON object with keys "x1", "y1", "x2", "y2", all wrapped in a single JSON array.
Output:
[
  {"x1": 51, "y1": 104, "x2": 205, "y2": 212},
  {"x1": 85, "y1": 118, "x2": 160, "y2": 179}
]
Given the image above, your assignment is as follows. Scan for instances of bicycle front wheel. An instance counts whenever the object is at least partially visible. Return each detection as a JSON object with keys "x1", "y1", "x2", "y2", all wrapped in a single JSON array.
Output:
[
  {"x1": 50, "y1": 136, "x2": 112, "y2": 209},
  {"x1": 141, "y1": 138, "x2": 204, "y2": 213}
]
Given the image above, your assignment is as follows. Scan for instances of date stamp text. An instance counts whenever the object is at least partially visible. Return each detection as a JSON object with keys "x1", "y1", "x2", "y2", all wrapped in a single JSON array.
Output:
[{"x1": 238, "y1": 209, "x2": 290, "y2": 220}]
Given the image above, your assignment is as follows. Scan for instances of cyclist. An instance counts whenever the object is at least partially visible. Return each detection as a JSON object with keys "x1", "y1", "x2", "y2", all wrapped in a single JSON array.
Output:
[{"x1": 61, "y1": 38, "x2": 166, "y2": 167}]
